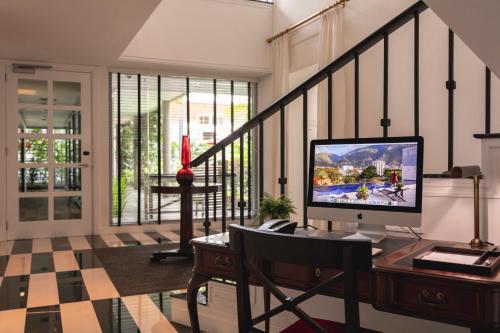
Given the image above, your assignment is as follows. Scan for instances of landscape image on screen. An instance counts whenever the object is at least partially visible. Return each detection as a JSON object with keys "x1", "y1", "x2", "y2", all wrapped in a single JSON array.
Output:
[{"x1": 312, "y1": 142, "x2": 418, "y2": 208}]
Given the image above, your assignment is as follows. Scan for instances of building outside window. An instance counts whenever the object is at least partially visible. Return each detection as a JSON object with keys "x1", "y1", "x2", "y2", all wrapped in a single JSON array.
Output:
[{"x1": 110, "y1": 73, "x2": 257, "y2": 226}]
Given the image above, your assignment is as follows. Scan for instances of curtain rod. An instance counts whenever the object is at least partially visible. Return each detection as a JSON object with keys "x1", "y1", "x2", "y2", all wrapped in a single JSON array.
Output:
[{"x1": 266, "y1": 0, "x2": 348, "y2": 44}]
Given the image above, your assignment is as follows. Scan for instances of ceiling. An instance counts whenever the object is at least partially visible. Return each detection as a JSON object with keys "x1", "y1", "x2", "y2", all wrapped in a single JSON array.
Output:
[
  {"x1": 425, "y1": 0, "x2": 500, "y2": 77},
  {"x1": 0, "y1": 0, "x2": 160, "y2": 66}
]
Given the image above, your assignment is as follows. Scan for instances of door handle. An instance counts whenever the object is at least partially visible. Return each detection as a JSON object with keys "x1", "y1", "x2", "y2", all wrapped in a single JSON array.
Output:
[{"x1": 78, "y1": 163, "x2": 89, "y2": 168}]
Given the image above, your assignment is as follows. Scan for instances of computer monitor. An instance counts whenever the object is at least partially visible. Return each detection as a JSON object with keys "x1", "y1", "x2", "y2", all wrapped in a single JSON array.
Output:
[{"x1": 307, "y1": 136, "x2": 424, "y2": 243}]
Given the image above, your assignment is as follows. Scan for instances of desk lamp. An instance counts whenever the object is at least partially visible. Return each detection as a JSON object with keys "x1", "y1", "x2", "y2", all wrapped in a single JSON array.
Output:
[{"x1": 449, "y1": 165, "x2": 484, "y2": 248}]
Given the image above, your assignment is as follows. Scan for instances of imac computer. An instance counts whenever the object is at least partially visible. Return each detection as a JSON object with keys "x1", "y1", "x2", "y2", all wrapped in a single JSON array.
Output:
[{"x1": 307, "y1": 136, "x2": 424, "y2": 243}]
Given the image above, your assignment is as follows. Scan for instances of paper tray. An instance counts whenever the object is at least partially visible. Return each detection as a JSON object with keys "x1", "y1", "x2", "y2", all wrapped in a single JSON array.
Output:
[{"x1": 413, "y1": 246, "x2": 500, "y2": 275}]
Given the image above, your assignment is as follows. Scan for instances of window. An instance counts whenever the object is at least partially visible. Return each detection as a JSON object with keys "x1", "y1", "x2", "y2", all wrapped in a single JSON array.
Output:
[
  {"x1": 199, "y1": 115, "x2": 210, "y2": 125},
  {"x1": 110, "y1": 73, "x2": 257, "y2": 226}
]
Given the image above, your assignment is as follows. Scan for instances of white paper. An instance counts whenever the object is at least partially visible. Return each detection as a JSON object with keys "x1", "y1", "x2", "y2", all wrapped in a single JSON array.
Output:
[{"x1": 421, "y1": 252, "x2": 480, "y2": 265}]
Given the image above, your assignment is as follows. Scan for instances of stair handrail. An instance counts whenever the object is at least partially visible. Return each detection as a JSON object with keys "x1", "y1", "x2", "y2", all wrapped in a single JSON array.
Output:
[{"x1": 191, "y1": 0, "x2": 428, "y2": 167}]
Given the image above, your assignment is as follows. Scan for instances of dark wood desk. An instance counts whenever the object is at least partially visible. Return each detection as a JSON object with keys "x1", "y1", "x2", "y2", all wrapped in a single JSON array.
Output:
[
  {"x1": 187, "y1": 231, "x2": 500, "y2": 333},
  {"x1": 150, "y1": 184, "x2": 220, "y2": 261}
]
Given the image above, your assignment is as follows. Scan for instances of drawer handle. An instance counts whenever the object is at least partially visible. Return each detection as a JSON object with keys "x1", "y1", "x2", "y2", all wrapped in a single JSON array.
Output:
[
  {"x1": 315, "y1": 268, "x2": 321, "y2": 278},
  {"x1": 418, "y1": 289, "x2": 447, "y2": 307},
  {"x1": 214, "y1": 255, "x2": 233, "y2": 269}
]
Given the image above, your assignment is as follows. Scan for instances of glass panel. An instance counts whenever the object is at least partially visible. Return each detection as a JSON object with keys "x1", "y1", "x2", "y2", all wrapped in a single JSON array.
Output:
[
  {"x1": 18, "y1": 109, "x2": 48, "y2": 134},
  {"x1": 18, "y1": 79, "x2": 48, "y2": 104},
  {"x1": 18, "y1": 168, "x2": 49, "y2": 192},
  {"x1": 54, "y1": 139, "x2": 81, "y2": 163},
  {"x1": 189, "y1": 78, "x2": 214, "y2": 161},
  {"x1": 18, "y1": 138, "x2": 48, "y2": 163},
  {"x1": 19, "y1": 197, "x2": 48, "y2": 222},
  {"x1": 53, "y1": 110, "x2": 81, "y2": 134},
  {"x1": 54, "y1": 168, "x2": 81, "y2": 191},
  {"x1": 53, "y1": 81, "x2": 81, "y2": 106},
  {"x1": 54, "y1": 196, "x2": 82, "y2": 220}
]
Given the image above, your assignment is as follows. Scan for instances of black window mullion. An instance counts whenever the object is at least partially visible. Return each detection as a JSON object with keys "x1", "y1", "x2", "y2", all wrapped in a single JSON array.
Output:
[
  {"x1": 230, "y1": 81, "x2": 235, "y2": 220},
  {"x1": 213, "y1": 79, "x2": 217, "y2": 221},
  {"x1": 137, "y1": 74, "x2": 142, "y2": 225},
  {"x1": 157, "y1": 75, "x2": 162, "y2": 224},
  {"x1": 302, "y1": 90, "x2": 308, "y2": 228},
  {"x1": 186, "y1": 77, "x2": 190, "y2": 136},
  {"x1": 239, "y1": 134, "x2": 244, "y2": 226},
  {"x1": 117, "y1": 73, "x2": 122, "y2": 226}
]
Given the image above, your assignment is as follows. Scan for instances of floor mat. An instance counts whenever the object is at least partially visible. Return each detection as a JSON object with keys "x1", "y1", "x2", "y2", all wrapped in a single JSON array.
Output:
[{"x1": 94, "y1": 243, "x2": 193, "y2": 296}]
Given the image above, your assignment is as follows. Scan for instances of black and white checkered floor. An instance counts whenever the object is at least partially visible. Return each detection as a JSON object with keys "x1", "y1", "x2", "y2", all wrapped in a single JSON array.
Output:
[{"x1": 0, "y1": 231, "x2": 200, "y2": 332}]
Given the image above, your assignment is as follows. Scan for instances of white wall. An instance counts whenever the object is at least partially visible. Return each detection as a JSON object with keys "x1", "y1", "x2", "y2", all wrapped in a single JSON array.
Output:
[{"x1": 118, "y1": 0, "x2": 273, "y2": 79}]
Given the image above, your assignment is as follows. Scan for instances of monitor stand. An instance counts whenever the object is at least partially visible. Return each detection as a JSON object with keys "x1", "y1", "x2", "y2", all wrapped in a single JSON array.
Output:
[{"x1": 342, "y1": 223, "x2": 386, "y2": 243}]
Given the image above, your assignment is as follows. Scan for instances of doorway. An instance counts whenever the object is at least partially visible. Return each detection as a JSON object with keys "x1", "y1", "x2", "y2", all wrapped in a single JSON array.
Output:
[{"x1": 6, "y1": 69, "x2": 92, "y2": 239}]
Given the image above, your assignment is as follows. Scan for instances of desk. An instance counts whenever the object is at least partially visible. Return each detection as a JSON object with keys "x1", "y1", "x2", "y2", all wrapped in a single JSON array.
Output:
[{"x1": 187, "y1": 231, "x2": 500, "y2": 333}]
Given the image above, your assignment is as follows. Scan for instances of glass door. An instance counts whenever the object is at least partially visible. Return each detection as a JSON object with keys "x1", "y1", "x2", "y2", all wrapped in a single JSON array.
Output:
[{"x1": 6, "y1": 70, "x2": 91, "y2": 239}]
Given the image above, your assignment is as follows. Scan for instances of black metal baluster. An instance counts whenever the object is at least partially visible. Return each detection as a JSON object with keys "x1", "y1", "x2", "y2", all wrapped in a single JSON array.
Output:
[
  {"x1": 247, "y1": 82, "x2": 252, "y2": 219},
  {"x1": 137, "y1": 74, "x2": 142, "y2": 225},
  {"x1": 382, "y1": 33, "x2": 390, "y2": 137},
  {"x1": 259, "y1": 120, "x2": 264, "y2": 205},
  {"x1": 279, "y1": 105, "x2": 286, "y2": 196},
  {"x1": 414, "y1": 11, "x2": 420, "y2": 136},
  {"x1": 328, "y1": 71, "x2": 333, "y2": 139},
  {"x1": 303, "y1": 90, "x2": 308, "y2": 229},
  {"x1": 157, "y1": 75, "x2": 162, "y2": 224},
  {"x1": 117, "y1": 73, "x2": 122, "y2": 226},
  {"x1": 186, "y1": 77, "x2": 190, "y2": 136},
  {"x1": 354, "y1": 53, "x2": 360, "y2": 139},
  {"x1": 327, "y1": 72, "x2": 333, "y2": 232},
  {"x1": 447, "y1": 30, "x2": 455, "y2": 171},
  {"x1": 222, "y1": 147, "x2": 227, "y2": 232},
  {"x1": 239, "y1": 134, "x2": 245, "y2": 226},
  {"x1": 231, "y1": 81, "x2": 235, "y2": 220},
  {"x1": 213, "y1": 79, "x2": 217, "y2": 221},
  {"x1": 486, "y1": 67, "x2": 491, "y2": 134},
  {"x1": 205, "y1": 159, "x2": 209, "y2": 235}
]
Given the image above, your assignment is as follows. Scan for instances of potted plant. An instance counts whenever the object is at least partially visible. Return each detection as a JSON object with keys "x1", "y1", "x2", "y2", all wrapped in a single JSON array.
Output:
[
  {"x1": 259, "y1": 193, "x2": 296, "y2": 224},
  {"x1": 356, "y1": 184, "x2": 369, "y2": 200},
  {"x1": 396, "y1": 182, "x2": 403, "y2": 191}
]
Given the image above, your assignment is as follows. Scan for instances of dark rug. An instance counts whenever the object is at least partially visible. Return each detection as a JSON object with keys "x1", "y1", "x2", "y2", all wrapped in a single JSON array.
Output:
[{"x1": 94, "y1": 243, "x2": 193, "y2": 296}]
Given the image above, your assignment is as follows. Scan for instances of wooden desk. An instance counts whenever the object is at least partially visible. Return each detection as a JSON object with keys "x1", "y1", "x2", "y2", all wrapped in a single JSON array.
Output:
[{"x1": 187, "y1": 231, "x2": 500, "y2": 333}]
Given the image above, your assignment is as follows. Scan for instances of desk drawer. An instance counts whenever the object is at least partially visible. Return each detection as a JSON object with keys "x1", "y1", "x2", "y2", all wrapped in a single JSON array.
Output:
[
  {"x1": 196, "y1": 247, "x2": 235, "y2": 279},
  {"x1": 376, "y1": 273, "x2": 482, "y2": 324}
]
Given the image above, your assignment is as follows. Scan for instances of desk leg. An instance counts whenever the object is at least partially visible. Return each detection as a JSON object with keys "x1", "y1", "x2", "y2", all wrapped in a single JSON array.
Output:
[{"x1": 187, "y1": 272, "x2": 210, "y2": 333}]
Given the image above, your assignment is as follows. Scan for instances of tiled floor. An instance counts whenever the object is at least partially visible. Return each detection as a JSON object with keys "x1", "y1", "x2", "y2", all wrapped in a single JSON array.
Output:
[{"x1": 0, "y1": 232, "x2": 197, "y2": 333}]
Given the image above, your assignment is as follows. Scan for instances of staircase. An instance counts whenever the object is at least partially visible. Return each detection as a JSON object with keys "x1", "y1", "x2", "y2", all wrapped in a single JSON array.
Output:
[{"x1": 190, "y1": 0, "x2": 496, "y2": 235}]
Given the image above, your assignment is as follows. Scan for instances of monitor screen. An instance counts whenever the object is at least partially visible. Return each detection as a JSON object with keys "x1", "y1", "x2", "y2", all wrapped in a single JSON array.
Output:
[{"x1": 308, "y1": 137, "x2": 423, "y2": 213}]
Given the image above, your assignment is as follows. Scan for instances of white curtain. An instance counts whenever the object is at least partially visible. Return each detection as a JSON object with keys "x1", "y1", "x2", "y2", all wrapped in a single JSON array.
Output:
[
  {"x1": 316, "y1": 8, "x2": 346, "y2": 139},
  {"x1": 269, "y1": 35, "x2": 290, "y2": 196}
]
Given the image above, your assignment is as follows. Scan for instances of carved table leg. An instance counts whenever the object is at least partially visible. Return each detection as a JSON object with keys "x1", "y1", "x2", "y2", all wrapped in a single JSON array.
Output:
[{"x1": 187, "y1": 272, "x2": 210, "y2": 333}]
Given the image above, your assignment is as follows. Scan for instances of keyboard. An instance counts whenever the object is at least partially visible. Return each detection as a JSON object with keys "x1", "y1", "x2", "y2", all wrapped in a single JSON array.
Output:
[{"x1": 372, "y1": 247, "x2": 383, "y2": 256}]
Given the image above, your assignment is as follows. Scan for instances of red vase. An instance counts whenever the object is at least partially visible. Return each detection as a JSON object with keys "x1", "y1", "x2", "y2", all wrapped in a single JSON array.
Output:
[{"x1": 176, "y1": 135, "x2": 195, "y2": 186}]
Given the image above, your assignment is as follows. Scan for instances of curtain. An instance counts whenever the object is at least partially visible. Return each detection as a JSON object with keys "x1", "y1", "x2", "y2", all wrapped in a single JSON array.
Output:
[
  {"x1": 269, "y1": 35, "x2": 290, "y2": 196},
  {"x1": 316, "y1": 8, "x2": 346, "y2": 139}
]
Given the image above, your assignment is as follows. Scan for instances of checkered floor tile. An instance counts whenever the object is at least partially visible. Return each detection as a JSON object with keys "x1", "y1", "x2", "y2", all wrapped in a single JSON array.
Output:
[{"x1": 0, "y1": 233, "x2": 196, "y2": 332}]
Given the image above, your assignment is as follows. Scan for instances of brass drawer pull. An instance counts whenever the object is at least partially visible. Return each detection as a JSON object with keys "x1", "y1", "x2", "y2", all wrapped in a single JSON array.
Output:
[
  {"x1": 214, "y1": 255, "x2": 233, "y2": 269},
  {"x1": 315, "y1": 268, "x2": 321, "y2": 278},
  {"x1": 418, "y1": 289, "x2": 447, "y2": 307}
]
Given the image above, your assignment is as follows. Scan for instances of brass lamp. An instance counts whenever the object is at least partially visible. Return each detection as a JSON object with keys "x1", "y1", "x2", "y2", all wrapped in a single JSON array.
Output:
[{"x1": 449, "y1": 166, "x2": 484, "y2": 248}]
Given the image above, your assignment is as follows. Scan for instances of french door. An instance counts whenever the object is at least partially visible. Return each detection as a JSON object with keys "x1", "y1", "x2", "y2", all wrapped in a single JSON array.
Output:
[{"x1": 6, "y1": 69, "x2": 92, "y2": 239}]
